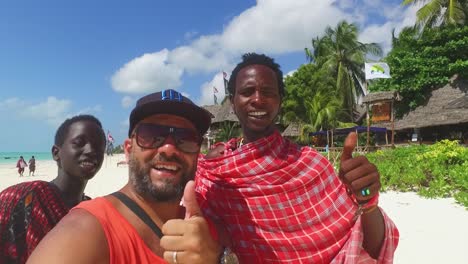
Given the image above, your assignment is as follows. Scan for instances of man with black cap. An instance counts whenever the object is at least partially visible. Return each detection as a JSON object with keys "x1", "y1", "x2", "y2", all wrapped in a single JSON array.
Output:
[{"x1": 28, "y1": 89, "x2": 224, "y2": 264}]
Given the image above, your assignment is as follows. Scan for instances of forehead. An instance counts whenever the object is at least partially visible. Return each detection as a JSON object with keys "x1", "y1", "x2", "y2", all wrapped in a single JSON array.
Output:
[
  {"x1": 138, "y1": 114, "x2": 197, "y2": 131},
  {"x1": 65, "y1": 120, "x2": 102, "y2": 138},
  {"x1": 236, "y1": 64, "x2": 278, "y2": 85}
]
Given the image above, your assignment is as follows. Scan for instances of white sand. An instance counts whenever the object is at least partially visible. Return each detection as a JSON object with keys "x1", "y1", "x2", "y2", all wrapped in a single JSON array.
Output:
[{"x1": 1, "y1": 154, "x2": 467, "y2": 263}]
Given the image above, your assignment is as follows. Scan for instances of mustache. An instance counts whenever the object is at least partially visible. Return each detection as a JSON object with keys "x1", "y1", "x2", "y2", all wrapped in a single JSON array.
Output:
[{"x1": 152, "y1": 153, "x2": 184, "y2": 166}]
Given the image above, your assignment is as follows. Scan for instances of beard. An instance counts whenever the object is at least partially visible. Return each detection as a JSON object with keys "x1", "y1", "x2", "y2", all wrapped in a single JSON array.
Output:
[{"x1": 128, "y1": 153, "x2": 194, "y2": 202}]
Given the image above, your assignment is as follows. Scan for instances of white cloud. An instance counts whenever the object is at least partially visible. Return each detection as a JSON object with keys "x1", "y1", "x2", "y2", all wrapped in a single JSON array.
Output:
[
  {"x1": 197, "y1": 72, "x2": 228, "y2": 106},
  {"x1": 336, "y1": 0, "x2": 356, "y2": 10},
  {"x1": 0, "y1": 97, "x2": 25, "y2": 108},
  {"x1": 0, "y1": 96, "x2": 104, "y2": 126},
  {"x1": 111, "y1": 49, "x2": 184, "y2": 94},
  {"x1": 184, "y1": 30, "x2": 199, "y2": 40},
  {"x1": 121, "y1": 96, "x2": 135, "y2": 108},
  {"x1": 285, "y1": 69, "x2": 297, "y2": 77},
  {"x1": 111, "y1": 0, "x2": 348, "y2": 95},
  {"x1": 360, "y1": 4, "x2": 418, "y2": 54},
  {"x1": 111, "y1": 0, "x2": 418, "y2": 103},
  {"x1": 220, "y1": 0, "x2": 348, "y2": 54},
  {"x1": 75, "y1": 105, "x2": 102, "y2": 115},
  {"x1": 22, "y1": 97, "x2": 72, "y2": 126}
]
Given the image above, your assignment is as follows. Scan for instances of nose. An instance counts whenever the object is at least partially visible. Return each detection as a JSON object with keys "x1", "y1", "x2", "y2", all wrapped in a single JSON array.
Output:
[
  {"x1": 158, "y1": 135, "x2": 181, "y2": 157},
  {"x1": 252, "y1": 90, "x2": 264, "y2": 104},
  {"x1": 83, "y1": 142, "x2": 98, "y2": 157}
]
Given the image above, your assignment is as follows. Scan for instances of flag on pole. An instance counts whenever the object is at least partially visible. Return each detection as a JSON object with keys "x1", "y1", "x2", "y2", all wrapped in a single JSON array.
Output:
[
  {"x1": 107, "y1": 131, "x2": 114, "y2": 143},
  {"x1": 213, "y1": 86, "x2": 218, "y2": 93},
  {"x1": 214, "y1": 94, "x2": 218, "y2": 105},
  {"x1": 365, "y1": 63, "x2": 391, "y2": 80}
]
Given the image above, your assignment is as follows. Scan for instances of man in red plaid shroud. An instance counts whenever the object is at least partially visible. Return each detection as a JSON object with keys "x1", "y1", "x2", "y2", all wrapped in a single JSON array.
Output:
[{"x1": 196, "y1": 53, "x2": 399, "y2": 263}]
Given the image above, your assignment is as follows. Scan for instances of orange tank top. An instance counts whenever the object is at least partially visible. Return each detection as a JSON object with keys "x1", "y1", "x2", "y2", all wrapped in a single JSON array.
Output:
[{"x1": 74, "y1": 197, "x2": 167, "y2": 264}]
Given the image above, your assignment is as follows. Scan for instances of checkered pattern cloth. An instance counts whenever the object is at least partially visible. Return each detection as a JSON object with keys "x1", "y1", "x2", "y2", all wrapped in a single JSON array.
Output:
[
  {"x1": 0, "y1": 181, "x2": 90, "y2": 264},
  {"x1": 196, "y1": 131, "x2": 399, "y2": 263}
]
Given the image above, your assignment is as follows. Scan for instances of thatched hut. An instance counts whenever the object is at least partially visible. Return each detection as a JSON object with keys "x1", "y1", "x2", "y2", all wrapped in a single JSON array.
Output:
[
  {"x1": 282, "y1": 122, "x2": 301, "y2": 138},
  {"x1": 372, "y1": 76, "x2": 468, "y2": 144}
]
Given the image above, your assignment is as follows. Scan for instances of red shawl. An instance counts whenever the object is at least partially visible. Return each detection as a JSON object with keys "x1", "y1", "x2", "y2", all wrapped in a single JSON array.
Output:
[{"x1": 196, "y1": 131, "x2": 398, "y2": 263}]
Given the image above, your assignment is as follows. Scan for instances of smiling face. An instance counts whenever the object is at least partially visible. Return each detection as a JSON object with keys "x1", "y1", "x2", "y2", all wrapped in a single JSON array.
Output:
[
  {"x1": 124, "y1": 114, "x2": 200, "y2": 202},
  {"x1": 231, "y1": 64, "x2": 281, "y2": 143},
  {"x1": 53, "y1": 120, "x2": 106, "y2": 181}
]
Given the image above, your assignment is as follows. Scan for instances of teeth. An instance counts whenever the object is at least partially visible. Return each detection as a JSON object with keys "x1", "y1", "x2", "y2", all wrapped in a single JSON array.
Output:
[
  {"x1": 81, "y1": 161, "x2": 95, "y2": 167},
  {"x1": 155, "y1": 164, "x2": 178, "y2": 171},
  {"x1": 249, "y1": 111, "x2": 267, "y2": 116}
]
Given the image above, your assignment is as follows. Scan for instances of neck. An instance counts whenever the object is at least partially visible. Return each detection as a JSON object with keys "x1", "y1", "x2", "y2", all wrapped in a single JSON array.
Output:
[
  {"x1": 51, "y1": 171, "x2": 88, "y2": 208},
  {"x1": 120, "y1": 185, "x2": 184, "y2": 224},
  {"x1": 243, "y1": 126, "x2": 277, "y2": 144}
]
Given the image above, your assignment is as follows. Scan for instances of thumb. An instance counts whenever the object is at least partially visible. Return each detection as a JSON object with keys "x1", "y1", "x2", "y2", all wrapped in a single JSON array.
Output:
[
  {"x1": 341, "y1": 132, "x2": 357, "y2": 162},
  {"x1": 183, "y1": 180, "x2": 202, "y2": 220}
]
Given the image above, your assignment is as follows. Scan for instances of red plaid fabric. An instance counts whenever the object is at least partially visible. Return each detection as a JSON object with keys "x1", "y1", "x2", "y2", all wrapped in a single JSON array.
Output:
[
  {"x1": 195, "y1": 131, "x2": 398, "y2": 263},
  {"x1": 0, "y1": 181, "x2": 88, "y2": 264}
]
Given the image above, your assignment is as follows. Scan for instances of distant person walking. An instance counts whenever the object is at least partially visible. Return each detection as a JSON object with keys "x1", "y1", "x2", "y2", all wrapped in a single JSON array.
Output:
[
  {"x1": 28, "y1": 156, "x2": 36, "y2": 176},
  {"x1": 16, "y1": 156, "x2": 27, "y2": 177},
  {"x1": 106, "y1": 130, "x2": 114, "y2": 156}
]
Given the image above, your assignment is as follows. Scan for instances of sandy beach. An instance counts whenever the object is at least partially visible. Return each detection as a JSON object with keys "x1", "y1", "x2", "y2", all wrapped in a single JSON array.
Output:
[{"x1": 1, "y1": 154, "x2": 467, "y2": 263}]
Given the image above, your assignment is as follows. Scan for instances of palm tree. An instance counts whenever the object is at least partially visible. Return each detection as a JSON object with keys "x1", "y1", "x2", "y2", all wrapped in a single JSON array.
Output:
[
  {"x1": 305, "y1": 21, "x2": 382, "y2": 121},
  {"x1": 403, "y1": 0, "x2": 467, "y2": 28}
]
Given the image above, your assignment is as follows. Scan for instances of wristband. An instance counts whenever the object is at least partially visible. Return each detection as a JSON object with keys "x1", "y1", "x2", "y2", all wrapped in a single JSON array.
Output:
[{"x1": 355, "y1": 193, "x2": 379, "y2": 217}]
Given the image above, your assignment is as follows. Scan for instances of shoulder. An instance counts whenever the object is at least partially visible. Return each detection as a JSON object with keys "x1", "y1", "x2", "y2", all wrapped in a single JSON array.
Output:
[
  {"x1": 0, "y1": 181, "x2": 47, "y2": 202},
  {"x1": 204, "y1": 144, "x2": 225, "y2": 159},
  {"x1": 27, "y1": 209, "x2": 109, "y2": 264}
]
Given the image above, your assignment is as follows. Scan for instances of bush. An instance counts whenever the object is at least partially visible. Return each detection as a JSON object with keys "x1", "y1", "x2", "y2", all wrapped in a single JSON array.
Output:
[{"x1": 367, "y1": 140, "x2": 468, "y2": 208}]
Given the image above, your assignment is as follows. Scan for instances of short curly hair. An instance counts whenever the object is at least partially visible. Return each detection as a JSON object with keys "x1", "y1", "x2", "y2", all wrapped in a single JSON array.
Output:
[
  {"x1": 227, "y1": 53, "x2": 284, "y2": 97},
  {"x1": 54, "y1": 115, "x2": 105, "y2": 146}
]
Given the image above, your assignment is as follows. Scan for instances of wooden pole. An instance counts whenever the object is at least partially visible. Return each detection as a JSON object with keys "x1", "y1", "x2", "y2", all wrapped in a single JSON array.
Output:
[
  {"x1": 366, "y1": 103, "x2": 370, "y2": 146},
  {"x1": 391, "y1": 99, "x2": 395, "y2": 146},
  {"x1": 365, "y1": 80, "x2": 370, "y2": 147}
]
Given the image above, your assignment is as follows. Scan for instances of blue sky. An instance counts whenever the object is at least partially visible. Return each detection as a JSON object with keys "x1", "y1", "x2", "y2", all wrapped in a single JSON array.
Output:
[{"x1": 0, "y1": 0, "x2": 419, "y2": 152}]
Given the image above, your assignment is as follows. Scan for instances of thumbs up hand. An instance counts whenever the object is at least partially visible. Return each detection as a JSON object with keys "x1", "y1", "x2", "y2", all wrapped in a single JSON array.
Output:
[
  {"x1": 339, "y1": 132, "x2": 381, "y2": 203},
  {"x1": 161, "y1": 181, "x2": 222, "y2": 264}
]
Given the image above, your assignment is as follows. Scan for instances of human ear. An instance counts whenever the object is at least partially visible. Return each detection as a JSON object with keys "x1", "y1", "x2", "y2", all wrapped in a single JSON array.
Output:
[
  {"x1": 123, "y1": 138, "x2": 132, "y2": 162},
  {"x1": 52, "y1": 145, "x2": 60, "y2": 162}
]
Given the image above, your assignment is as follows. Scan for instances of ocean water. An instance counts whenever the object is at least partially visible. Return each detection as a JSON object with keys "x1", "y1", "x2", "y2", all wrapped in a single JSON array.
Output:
[{"x1": 0, "y1": 152, "x2": 53, "y2": 165}]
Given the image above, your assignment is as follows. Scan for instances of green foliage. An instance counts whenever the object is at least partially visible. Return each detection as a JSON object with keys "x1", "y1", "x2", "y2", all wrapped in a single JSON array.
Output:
[
  {"x1": 306, "y1": 20, "x2": 383, "y2": 120},
  {"x1": 403, "y1": 0, "x2": 468, "y2": 28},
  {"x1": 214, "y1": 121, "x2": 240, "y2": 143},
  {"x1": 112, "y1": 144, "x2": 124, "y2": 154},
  {"x1": 282, "y1": 63, "x2": 346, "y2": 140},
  {"x1": 369, "y1": 26, "x2": 468, "y2": 114},
  {"x1": 367, "y1": 140, "x2": 468, "y2": 208}
]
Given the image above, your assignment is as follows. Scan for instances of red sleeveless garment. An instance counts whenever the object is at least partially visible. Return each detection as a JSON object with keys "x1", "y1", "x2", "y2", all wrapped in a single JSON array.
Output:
[{"x1": 74, "y1": 197, "x2": 167, "y2": 264}]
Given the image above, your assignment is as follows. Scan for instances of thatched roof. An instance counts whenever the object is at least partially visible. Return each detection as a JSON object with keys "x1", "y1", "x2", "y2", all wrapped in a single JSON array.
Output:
[
  {"x1": 374, "y1": 77, "x2": 468, "y2": 130},
  {"x1": 282, "y1": 123, "x2": 301, "y2": 137},
  {"x1": 362, "y1": 91, "x2": 401, "y2": 104},
  {"x1": 202, "y1": 100, "x2": 238, "y2": 124}
]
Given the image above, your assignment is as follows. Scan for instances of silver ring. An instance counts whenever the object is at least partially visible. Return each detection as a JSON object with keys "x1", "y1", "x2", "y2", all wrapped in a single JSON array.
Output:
[{"x1": 172, "y1": 251, "x2": 178, "y2": 264}]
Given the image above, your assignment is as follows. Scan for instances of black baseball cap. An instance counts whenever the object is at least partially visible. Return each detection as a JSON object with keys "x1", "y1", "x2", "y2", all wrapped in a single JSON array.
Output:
[{"x1": 128, "y1": 89, "x2": 212, "y2": 137}]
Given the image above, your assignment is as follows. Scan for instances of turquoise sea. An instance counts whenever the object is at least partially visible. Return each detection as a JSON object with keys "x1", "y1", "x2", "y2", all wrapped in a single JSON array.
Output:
[{"x1": 0, "y1": 152, "x2": 53, "y2": 165}]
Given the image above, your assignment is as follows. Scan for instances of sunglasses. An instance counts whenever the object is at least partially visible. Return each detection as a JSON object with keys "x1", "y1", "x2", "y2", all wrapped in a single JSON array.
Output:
[{"x1": 133, "y1": 123, "x2": 202, "y2": 153}]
